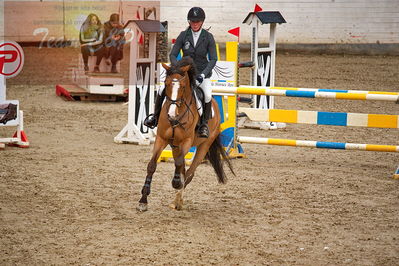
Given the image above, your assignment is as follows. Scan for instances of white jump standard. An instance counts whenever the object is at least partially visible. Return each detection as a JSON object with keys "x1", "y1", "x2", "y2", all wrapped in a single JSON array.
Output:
[
  {"x1": 114, "y1": 20, "x2": 166, "y2": 145},
  {"x1": 0, "y1": 41, "x2": 29, "y2": 149}
]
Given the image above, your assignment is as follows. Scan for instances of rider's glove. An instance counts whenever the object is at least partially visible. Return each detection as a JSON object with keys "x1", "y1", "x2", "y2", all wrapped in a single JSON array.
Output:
[{"x1": 196, "y1": 73, "x2": 205, "y2": 84}]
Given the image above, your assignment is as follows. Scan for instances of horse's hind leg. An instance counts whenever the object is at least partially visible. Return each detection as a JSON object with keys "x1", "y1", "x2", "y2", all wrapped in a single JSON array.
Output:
[
  {"x1": 184, "y1": 141, "x2": 212, "y2": 188},
  {"x1": 137, "y1": 138, "x2": 168, "y2": 212}
]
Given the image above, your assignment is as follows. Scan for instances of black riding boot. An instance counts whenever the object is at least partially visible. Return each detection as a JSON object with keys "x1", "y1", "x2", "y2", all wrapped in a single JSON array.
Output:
[
  {"x1": 198, "y1": 101, "x2": 212, "y2": 138},
  {"x1": 144, "y1": 91, "x2": 165, "y2": 129}
]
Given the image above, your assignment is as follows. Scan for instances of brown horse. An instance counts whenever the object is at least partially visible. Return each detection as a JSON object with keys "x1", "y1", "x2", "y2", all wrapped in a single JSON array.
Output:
[{"x1": 137, "y1": 57, "x2": 234, "y2": 211}]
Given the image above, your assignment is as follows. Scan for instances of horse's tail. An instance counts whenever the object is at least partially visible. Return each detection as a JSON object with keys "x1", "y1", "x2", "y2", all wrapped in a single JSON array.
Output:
[{"x1": 206, "y1": 134, "x2": 235, "y2": 184}]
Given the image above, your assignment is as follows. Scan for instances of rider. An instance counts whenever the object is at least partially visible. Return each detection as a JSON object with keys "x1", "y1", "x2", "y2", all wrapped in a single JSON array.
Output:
[{"x1": 144, "y1": 7, "x2": 217, "y2": 138}]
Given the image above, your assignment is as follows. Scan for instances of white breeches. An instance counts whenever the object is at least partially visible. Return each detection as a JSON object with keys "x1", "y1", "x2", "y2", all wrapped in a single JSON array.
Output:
[{"x1": 199, "y1": 78, "x2": 212, "y2": 103}]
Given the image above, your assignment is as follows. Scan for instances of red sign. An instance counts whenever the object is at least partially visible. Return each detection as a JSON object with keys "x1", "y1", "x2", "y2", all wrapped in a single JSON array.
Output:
[{"x1": 0, "y1": 41, "x2": 24, "y2": 78}]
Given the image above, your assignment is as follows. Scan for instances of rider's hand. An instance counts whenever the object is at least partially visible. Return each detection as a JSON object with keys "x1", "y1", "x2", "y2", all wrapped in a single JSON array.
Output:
[{"x1": 196, "y1": 74, "x2": 205, "y2": 84}]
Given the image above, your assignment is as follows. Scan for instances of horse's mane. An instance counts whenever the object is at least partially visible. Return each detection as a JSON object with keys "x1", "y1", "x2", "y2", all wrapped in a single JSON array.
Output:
[{"x1": 167, "y1": 56, "x2": 197, "y2": 88}]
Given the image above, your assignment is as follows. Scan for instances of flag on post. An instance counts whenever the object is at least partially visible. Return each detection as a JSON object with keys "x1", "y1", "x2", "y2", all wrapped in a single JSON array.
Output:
[
  {"x1": 228, "y1": 27, "x2": 240, "y2": 42},
  {"x1": 254, "y1": 4, "x2": 263, "y2": 12},
  {"x1": 136, "y1": 9, "x2": 144, "y2": 45}
]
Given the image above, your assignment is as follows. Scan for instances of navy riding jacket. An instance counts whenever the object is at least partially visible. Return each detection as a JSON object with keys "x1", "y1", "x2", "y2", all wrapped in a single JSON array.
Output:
[{"x1": 170, "y1": 28, "x2": 217, "y2": 78}]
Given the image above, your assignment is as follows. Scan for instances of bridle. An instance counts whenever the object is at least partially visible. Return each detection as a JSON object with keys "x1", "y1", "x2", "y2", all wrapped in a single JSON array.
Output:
[
  {"x1": 165, "y1": 74, "x2": 195, "y2": 129},
  {"x1": 165, "y1": 75, "x2": 187, "y2": 109},
  {"x1": 164, "y1": 73, "x2": 196, "y2": 148}
]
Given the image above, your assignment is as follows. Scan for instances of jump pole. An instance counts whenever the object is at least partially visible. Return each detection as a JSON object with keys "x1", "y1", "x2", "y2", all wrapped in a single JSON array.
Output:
[
  {"x1": 237, "y1": 136, "x2": 399, "y2": 153},
  {"x1": 210, "y1": 85, "x2": 398, "y2": 176},
  {"x1": 213, "y1": 86, "x2": 399, "y2": 102},
  {"x1": 263, "y1": 86, "x2": 399, "y2": 96},
  {"x1": 238, "y1": 108, "x2": 399, "y2": 129}
]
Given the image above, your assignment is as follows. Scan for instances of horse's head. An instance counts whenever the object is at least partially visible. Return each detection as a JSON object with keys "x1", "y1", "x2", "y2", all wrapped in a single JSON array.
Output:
[{"x1": 162, "y1": 57, "x2": 196, "y2": 120}]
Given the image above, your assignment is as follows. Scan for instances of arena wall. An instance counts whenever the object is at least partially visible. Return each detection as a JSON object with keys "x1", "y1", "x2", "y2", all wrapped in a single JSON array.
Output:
[
  {"x1": 161, "y1": 0, "x2": 399, "y2": 45},
  {"x1": 1, "y1": 0, "x2": 398, "y2": 53}
]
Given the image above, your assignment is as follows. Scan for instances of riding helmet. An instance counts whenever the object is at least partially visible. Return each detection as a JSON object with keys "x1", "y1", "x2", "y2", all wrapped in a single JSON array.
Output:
[{"x1": 187, "y1": 7, "x2": 206, "y2": 22}]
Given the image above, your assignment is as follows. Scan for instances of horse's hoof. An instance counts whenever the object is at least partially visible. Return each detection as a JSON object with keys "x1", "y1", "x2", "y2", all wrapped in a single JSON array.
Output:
[
  {"x1": 136, "y1": 203, "x2": 148, "y2": 212},
  {"x1": 169, "y1": 203, "x2": 182, "y2": 211},
  {"x1": 172, "y1": 178, "x2": 183, "y2": 190}
]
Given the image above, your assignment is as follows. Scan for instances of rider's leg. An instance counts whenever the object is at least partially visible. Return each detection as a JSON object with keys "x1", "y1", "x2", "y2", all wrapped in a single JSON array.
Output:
[
  {"x1": 198, "y1": 79, "x2": 212, "y2": 138},
  {"x1": 144, "y1": 87, "x2": 165, "y2": 129}
]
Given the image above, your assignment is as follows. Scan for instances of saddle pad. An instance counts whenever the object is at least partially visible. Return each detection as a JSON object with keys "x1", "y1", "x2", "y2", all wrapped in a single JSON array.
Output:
[{"x1": 193, "y1": 89, "x2": 214, "y2": 118}]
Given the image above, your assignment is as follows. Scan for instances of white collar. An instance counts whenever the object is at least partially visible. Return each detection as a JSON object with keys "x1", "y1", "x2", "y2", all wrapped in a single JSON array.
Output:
[
  {"x1": 191, "y1": 28, "x2": 202, "y2": 36},
  {"x1": 191, "y1": 29, "x2": 202, "y2": 46}
]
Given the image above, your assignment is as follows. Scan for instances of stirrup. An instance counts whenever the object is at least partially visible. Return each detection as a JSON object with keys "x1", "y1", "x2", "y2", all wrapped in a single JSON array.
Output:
[
  {"x1": 198, "y1": 124, "x2": 209, "y2": 138},
  {"x1": 144, "y1": 114, "x2": 158, "y2": 129}
]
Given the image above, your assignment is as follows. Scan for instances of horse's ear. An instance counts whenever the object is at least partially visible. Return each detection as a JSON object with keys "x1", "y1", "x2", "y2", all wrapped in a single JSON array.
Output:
[
  {"x1": 162, "y1": 63, "x2": 170, "y2": 71},
  {"x1": 180, "y1": 64, "x2": 191, "y2": 73}
]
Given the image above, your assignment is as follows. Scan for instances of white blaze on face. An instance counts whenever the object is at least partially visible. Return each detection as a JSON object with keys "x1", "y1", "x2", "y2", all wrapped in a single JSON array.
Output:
[{"x1": 168, "y1": 80, "x2": 180, "y2": 118}]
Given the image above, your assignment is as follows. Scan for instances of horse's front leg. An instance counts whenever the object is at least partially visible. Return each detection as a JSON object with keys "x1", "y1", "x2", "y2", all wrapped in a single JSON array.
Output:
[
  {"x1": 137, "y1": 138, "x2": 168, "y2": 212},
  {"x1": 171, "y1": 146, "x2": 185, "y2": 190},
  {"x1": 170, "y1": 139, "x2": 192, "y2": 210}
]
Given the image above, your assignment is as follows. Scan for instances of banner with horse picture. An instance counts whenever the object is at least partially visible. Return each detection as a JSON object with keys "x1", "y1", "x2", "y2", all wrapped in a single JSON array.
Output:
[{"x1": 0, "y1": 100, "x2": 20, "y2": 127}]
